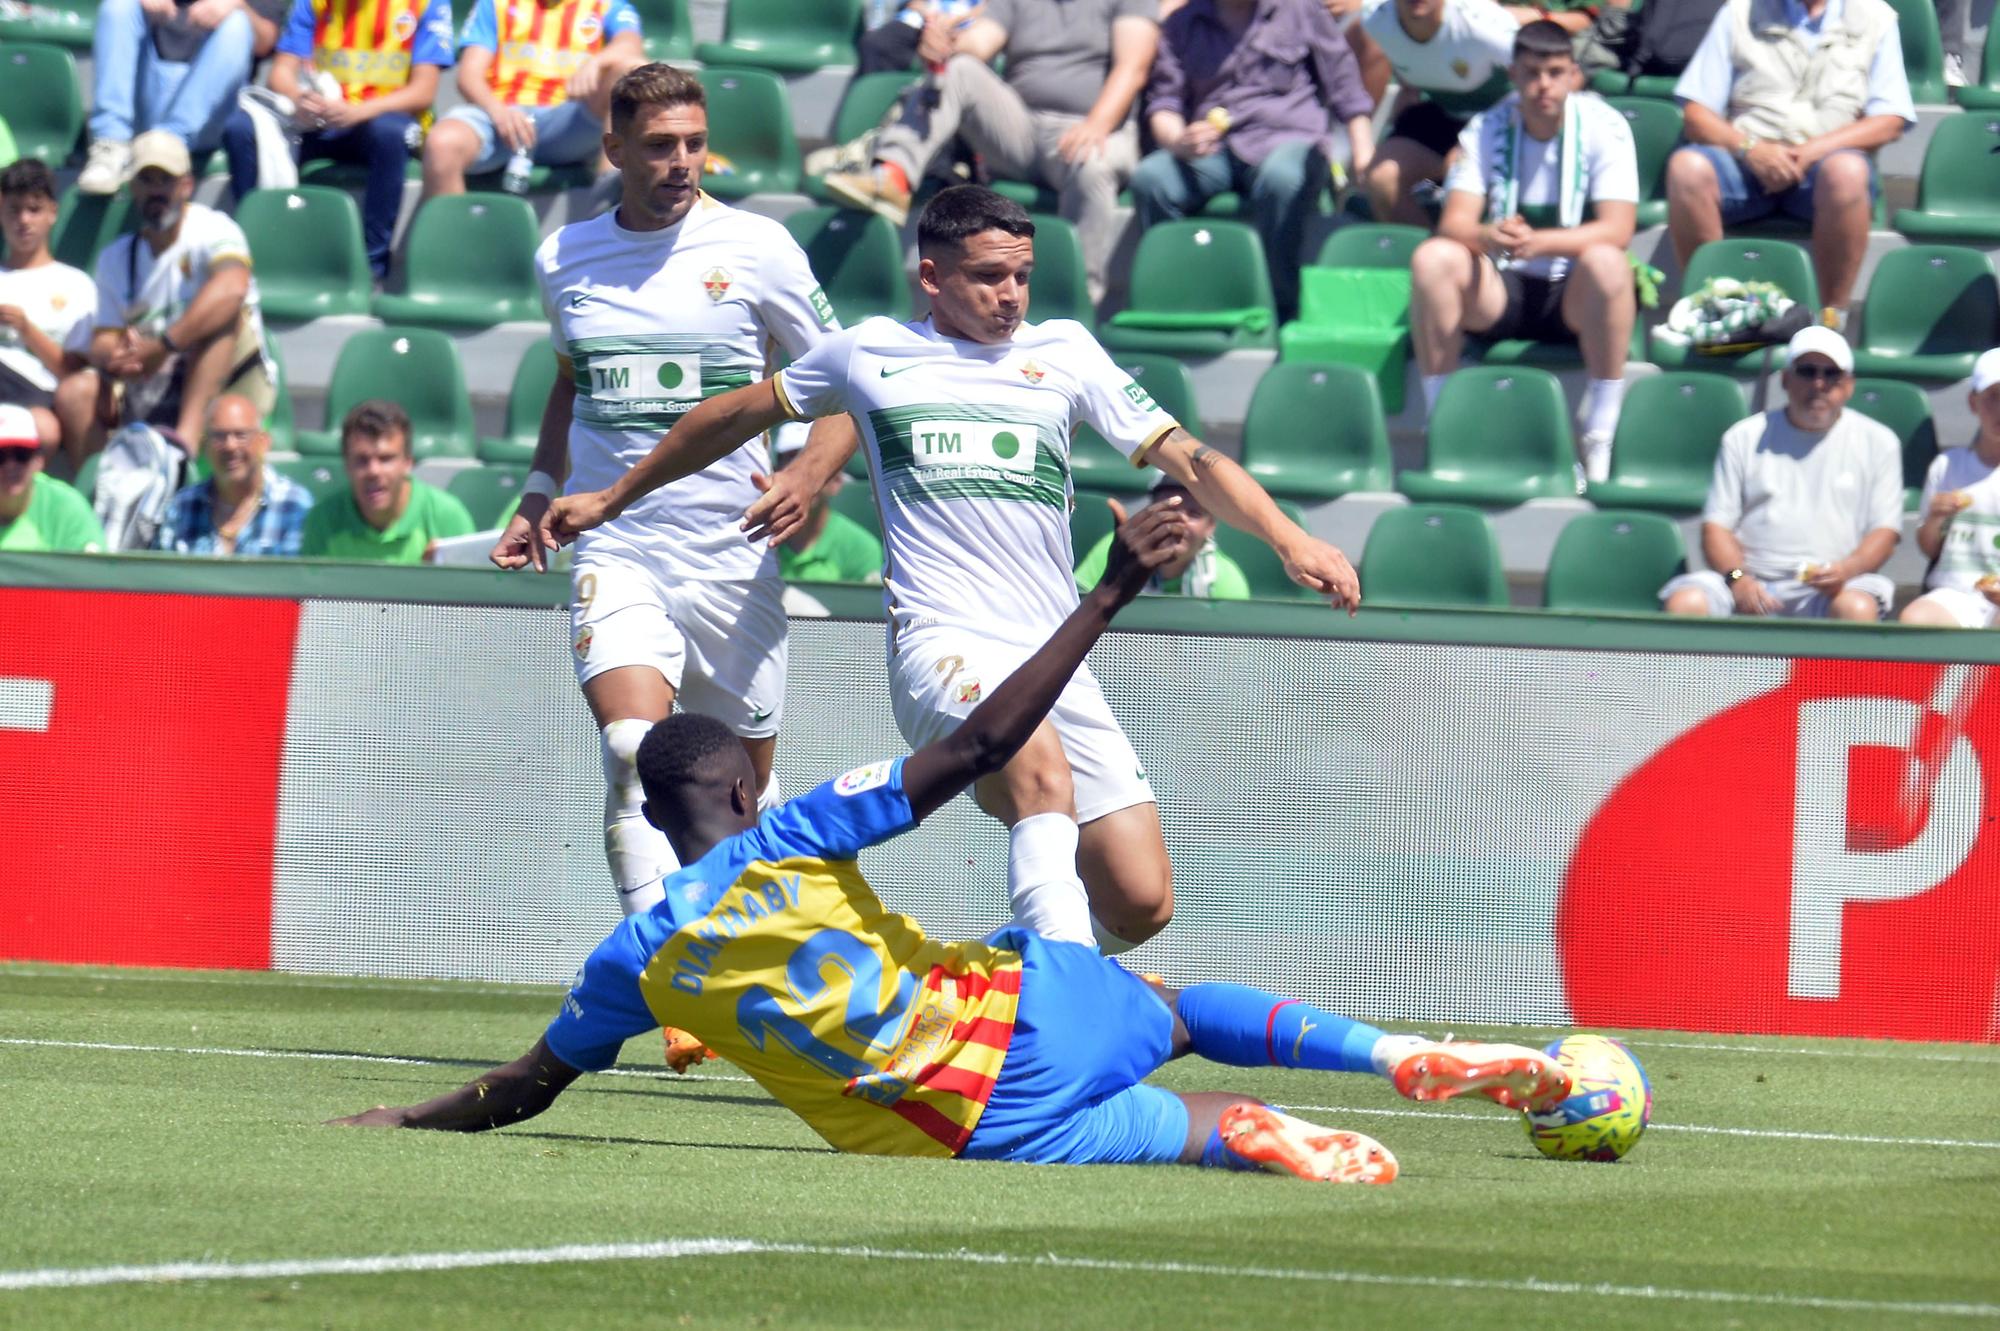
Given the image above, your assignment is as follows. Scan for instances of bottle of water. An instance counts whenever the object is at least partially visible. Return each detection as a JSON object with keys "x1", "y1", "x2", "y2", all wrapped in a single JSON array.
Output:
[{"x1": 502, "y1": 147, "x2": 533, "y2": 195}]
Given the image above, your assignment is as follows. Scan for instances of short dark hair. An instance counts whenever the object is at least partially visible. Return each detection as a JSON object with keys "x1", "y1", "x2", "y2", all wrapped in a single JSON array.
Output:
[
  {"x1": 636, "y1": 713, "x2": 742, "y2": 805},
  {"x1": 1513, "y1": 18, "x2": 1576, "y2": 60},
  {"x1": 916, "y1": 185, "x2": 1035, "y2": 260},
  {"x1": 340, "y1": 399, "x2": 412, "y2": 457},
  {"x1": 0, "y1": 159, "x2": 58, "y2": 204},
  {"x1": 610, "y1": 63, "x2": 706, "y2": 134}
]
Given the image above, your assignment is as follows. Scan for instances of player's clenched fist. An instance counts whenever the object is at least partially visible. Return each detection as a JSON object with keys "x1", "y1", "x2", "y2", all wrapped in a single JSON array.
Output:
[{"x1": 540, "y1": 489, "x2": 622, "y2": 548}]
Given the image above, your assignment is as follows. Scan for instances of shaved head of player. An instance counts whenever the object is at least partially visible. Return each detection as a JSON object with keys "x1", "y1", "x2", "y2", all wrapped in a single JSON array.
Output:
[
  {"x1": 604, "y1": 63, "x2": 707, "y2": 231},
  {"x1": 915, "y1": 186, "x2": 1036, "y2": 345}
]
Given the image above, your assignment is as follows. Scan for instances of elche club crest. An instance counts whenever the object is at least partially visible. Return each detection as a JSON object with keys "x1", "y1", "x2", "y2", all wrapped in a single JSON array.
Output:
[
  {"x1": 1018, "y1": 359, "x2": 1046, "y2": 384},
  {"x1": 702, "y1": 268, "x2": 731, "y2": 302}
]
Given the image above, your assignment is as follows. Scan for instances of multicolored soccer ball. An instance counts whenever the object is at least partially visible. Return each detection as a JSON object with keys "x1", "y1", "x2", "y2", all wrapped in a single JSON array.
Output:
[{"x1": 1524, "y1": 1034, "x2": 1652, "y2": 1162}]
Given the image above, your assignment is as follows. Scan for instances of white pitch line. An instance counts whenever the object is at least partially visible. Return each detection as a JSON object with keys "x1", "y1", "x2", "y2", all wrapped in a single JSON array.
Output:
[
  {"x1": 3, "y1": 1237, "x2": 1997, "y2": 1319},
  {"x1": 7, "y1": 1038, "x2": 1995, "y2": 1151},
  {"x1": 1626, "y1": 1038, "x2": 2000, "y2": 1066}
]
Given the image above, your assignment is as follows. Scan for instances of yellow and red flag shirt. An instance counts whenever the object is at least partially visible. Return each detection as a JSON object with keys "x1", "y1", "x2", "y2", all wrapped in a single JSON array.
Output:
[
  {"x1": 276, "y1": 0, "x2": 456, "y2": 107},
  {"x1": 460, "y1": 0, "x2": 641, "y2": 107}
]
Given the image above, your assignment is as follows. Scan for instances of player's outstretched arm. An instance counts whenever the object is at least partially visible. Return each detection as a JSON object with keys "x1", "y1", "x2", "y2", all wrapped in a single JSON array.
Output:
[
  {"x1": 541, "y1": 380, "x2": 792, "y2": 546},
  {"x1": 900, "y1": 502, "x2": 1191, "y2": 822},
  {"x1": 327, "y1": 1036, "x2": 584, "y2": 1133},
  {"x1": 743, "y1": 412, "x2": 861, "y2": 546},
  {"x1": 1148, "y1": 428, "x2": 1362, "y2": 615},
  {"x1": 491, "y1": 355, "x2": 575, "y2": 573}
]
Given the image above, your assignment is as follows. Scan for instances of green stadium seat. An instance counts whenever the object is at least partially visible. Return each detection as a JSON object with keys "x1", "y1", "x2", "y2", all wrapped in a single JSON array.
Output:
[
  {"x1": 1399, "y1": 366, "x2": 1576, "y2": 504},
  {"x1": 1359, "y1": 503, "x2": 1508, "y2": 608},
  {"x1": 373, "y1": 194, "x2": 542, "y2": 328},
  {"x1": 0, "y1": 0, "x2": 96, "y2": 50},
  {"x1": 271, "y1": 457, "x2": 348, "y2": 503},
  {"x1": 1071, "y1": 353, "x2": 1201, "y2": 485},
  {"x1": 293, "y1": 327, "x2": 477, "y2": 459},
  {"x1": 1238, "y1": 362, "x2": 1394, "y2": 501},
  {"x1": 1069, "y1": 484, "x2": 1127, "y2": 572},
  {"x1": 1883, "y1": 0, "x2": 1949, "y2": 102},
  {"x1": 1893, "y1": 114, "x2": 2000, "y2": 243},
  {"x1": 700, "y1": 68, "x2": 802, "y2": 199},
  {"x1": 828, "y1": 472, "x2": 882, "y2": 541},
  {"x1": 1849, "y1": 245, "x2": 2000, "y2": 381},
  {"x1": 1627, "y1": 74, "x2": 1681, "y2": 99},
  {"x1": 1585, "y1": 371, "x2": 1744, "y2": 512},
  {"x1": 0, "y1": 43, "x2": 82, "y2": 164},
  {"x1": 237, "y1": 187, "x2": 373, "y2": 321},
  {"x1": 1957, "y1": 21, "x2": 2000, "y2": 108},
  {"x1": 1607, "y1": 96, "x2": 1681, "y2": 227},
  {"x1": 1024, "y1": 213, "x2": 1093, "y2": 328},
  {"x1": 1587, "y1": 70, "x2": 1630, "y2": 95},
  {"x1": 447, "y1": 466, "x2": 526, "y2": 528},
  {"x1": 1214, "y1": 496, "x2": 1320, "y2": 600},
  {"x1": 479, "y1": 345, "x2": 562, "y2": 466},
  {"x1": 51, "y1": 189, "x2": 134, "y2": 273},
  {"x1": 633, "y1": 0, "x2": 694, "y2": 61},
  {"x1": 1849, "y1": 377, "x2": 1940, "y2": 510},
  {"x1": 1312, "y1": 222, "x2": 1428, "y2": 269},
  {"x1": 262, "y1": 338, "x2": 295, "y2": 450},
  {"x1": 1650, "y1": 238, "x2": 1819, "y2": 374},
  {"x1": 1542, "y1": 510, "x2": 1686, "y2": 613},
  {"x1": 73, "y1": 450, "x2": 97, "y2": 502},
  {"x1": 1101, "y1": 220, "x2": 1278, "y2": 355},
  {"x1": 299, "y1": 157, "x2": 424, "y2": 189},
  {"x1": 694, "y1": 0, "x2": 863, "y2": 72},
  {"x1": 782, "y1": 207, "x2": 909, "y2": 323}
]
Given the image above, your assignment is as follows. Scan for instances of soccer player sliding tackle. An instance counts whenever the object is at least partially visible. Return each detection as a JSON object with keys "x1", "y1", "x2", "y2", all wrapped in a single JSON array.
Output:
[{"x1": 334, "y1": 504, "x2": 1570, "y2": 1183}]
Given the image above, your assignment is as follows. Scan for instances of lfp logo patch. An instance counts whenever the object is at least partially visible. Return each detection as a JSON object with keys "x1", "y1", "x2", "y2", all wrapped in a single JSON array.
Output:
[{"x1": 835, "y1": 761, "x2": 894, "y2": 797}]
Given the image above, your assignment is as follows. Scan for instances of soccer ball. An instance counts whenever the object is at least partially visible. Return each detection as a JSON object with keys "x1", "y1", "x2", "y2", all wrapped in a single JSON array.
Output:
[{"x1": 1524, "y1": 1034, "x2": 1651, "y2": 1162}]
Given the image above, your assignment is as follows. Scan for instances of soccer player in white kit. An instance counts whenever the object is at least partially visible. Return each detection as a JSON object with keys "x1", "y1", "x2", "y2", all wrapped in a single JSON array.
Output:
[
  {"x1": 542, "y1": 185, "x2": 1360, "y2": 957},
  {"x1": 492, "y1": 64, "x2": 855, "y2": 942}
]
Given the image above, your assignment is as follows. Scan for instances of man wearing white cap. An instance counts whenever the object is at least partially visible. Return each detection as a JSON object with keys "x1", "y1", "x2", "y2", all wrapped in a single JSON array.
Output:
[
  {"x1": 55, "y1": 129, "x2": 276, "y2": 469},
  {"x1": 0, "y1": 404, "x2": 105, "y2": 553},
  {"x1": 1661, "y1": 325, "x2": 1900, "y2": 621},
  {"x1": 1900, "y1": 348, "x2": 2000, "y2": 629}
]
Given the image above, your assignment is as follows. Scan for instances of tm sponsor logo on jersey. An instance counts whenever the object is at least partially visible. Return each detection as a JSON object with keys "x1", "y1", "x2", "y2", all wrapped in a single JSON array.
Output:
[
  {"x1": 910, "y1": 420, "x2": 1036, "y2": 475},
  {"x1": 588, "y1": 353, "x2": 701, "y2": 400}
]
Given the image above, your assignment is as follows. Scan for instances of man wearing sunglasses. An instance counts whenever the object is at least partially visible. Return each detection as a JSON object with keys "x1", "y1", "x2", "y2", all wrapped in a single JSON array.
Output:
[
  {"x1": 0, "y1": 404, "x2": 105, "y2": 553},
  {"x1": 1660, "y1": 325, "x2": 1899, "y2": 621}
]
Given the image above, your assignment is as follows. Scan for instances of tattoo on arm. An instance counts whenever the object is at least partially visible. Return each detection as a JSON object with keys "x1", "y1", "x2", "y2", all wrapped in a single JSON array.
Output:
[{"x1": 1190, "y1": 443, "x2": 1223, "y2": 473}]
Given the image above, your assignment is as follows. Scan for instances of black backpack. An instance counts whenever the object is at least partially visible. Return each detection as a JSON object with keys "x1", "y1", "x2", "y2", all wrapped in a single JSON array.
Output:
[{"x1": 1630, "y1": 0, "x2": 1729, "y2": 76}]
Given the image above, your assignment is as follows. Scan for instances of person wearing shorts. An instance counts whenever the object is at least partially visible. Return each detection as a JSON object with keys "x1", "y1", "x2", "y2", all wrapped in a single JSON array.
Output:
[
  {"x1": 335, "y1": 504, "x2": 1572, "y2": 1187},
  {"x1": 1901, "y1": 349, "x2": 2000, "y2": 630},
  {"x1": 419, "y1": 0, "x2": 646, "y2": 201},
  {"x1": 1662, "y1": 326, "x2": 1901, "y2": 622}
]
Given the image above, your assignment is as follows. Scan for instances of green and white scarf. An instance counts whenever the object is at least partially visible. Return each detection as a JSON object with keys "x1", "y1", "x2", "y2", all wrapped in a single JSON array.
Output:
[{"x1": 1489, "y1": 94, "x2": 1588, "y2": 270}]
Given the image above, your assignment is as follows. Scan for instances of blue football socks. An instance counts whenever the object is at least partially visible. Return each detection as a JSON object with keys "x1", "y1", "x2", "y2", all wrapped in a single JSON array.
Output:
[{"x1": 1176, "y1": 983, "x2": 1386, "y2": 1074}]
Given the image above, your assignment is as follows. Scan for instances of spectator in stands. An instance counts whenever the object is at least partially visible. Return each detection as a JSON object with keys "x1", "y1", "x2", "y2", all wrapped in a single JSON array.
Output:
[
  {"x1": 855, "y1": 1, "x2": 984, "y2": 75},
  {"x1": 55, "y1": 131, "x2": 276, "y2": 471},
  {"x1": 1663, "y1": 0, "x2": 1913, "y2": 332},
  {"x1": 1936, "y1": 0, "x2": 1967, "y2": 87},
  {"x1": 418, "y1": 0, "x2": 647, "y2": 201},
  {"x1": 824, "y1": 0, "x2": 1161, "y2": 302},
  {"x1": 1407, "y1": 20, "x2": 1638, "y2": 483},
  {"x1": 1075, "y1": 474, "x2": 1249, "y2": 598},
  {"x1": 154, "y1": 392, "x2": 312, "y2": 556},
  {"x1": 770, "y1": 423, "x2": 882, "y2": 585},
  {"x1": 219, "y1": 0, "x2": 457, "y2": 279},
  {"x1": 0, "y1": 161, "x2": 97, "y2": 454},
  {"x1": 1661, "y1": 327, "x2": 1900, "y2": 621},
  {"x1": 301, "y1": 398, "x2": 473, "y2": 562},
  {"x1": 1900, "y1": 350, "x2": 2000, "y2": 628},
  {"x1": 0, "y1": 404, "x2": 104, "y2": 551},
  {"x1": 1579, "y1": 0, "x2": 1725, "y2": 85},
  {"x1": 76, "y1": 0, "x2": 291, "y2": 195},
  {"x1": 1132, "y1": 0, "x2": 1375, "y2": 320},
  {"x1": 1348, "y1": 0, "x2": 1519, "y2": 225}
]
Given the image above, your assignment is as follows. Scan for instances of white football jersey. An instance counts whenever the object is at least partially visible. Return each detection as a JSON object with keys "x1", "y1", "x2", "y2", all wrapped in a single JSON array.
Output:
[
  {"x1": 1360, "y1": 0, "x2": 1518, "y2": 103},
  {"x1": 776, "y1": 316, "x2": 1179, "y2": 641},
  {"x1": 536, "y1": 193, "x2": 840, "y2": 578}
]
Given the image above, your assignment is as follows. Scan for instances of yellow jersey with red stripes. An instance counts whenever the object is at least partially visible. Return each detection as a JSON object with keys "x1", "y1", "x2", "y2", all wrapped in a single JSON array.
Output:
[
  {"x1": 544, "y1": 758, "x2": 1023, "y2": 1157},
  {"x1": 276, "y1": 0, "x2": 456, "y2": 109},
  {"x1": 459, "y1": 0, "x2": 641, "y2": 108}
]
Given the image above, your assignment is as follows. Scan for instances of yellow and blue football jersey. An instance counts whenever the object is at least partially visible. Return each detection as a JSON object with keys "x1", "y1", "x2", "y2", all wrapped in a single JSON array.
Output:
[{"x1": 545, "y1": 759, "x2": 1024, "y2": 1157}]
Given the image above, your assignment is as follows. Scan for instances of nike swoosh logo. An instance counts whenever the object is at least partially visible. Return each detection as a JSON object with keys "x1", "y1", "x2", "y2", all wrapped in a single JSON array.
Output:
[
  {"x1": 569, "y1": 290, "x2": 593, "y2": 308},
  {"x1": 750, "y1": 708, "x2": 772, "y2": 722},
  {"x1": 878, "y1": 363, "x2": 926, "y2": 378}
]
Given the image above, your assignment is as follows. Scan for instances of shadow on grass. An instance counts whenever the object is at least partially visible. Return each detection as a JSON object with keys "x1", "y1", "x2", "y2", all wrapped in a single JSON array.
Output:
[
  {"x1": 329, "y1": 1071, "x2": 778, "y2": 1111},
  {"x1": 510, "y1": 1129, "x2": 836, "y2": 1156}
]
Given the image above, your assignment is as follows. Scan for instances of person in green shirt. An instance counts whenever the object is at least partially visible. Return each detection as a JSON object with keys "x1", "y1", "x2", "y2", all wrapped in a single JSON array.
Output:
[
  {"x1": 300, "y1": 398, "x2": 475, "y2": 564},
  {"x1": 1075, "y1": 474, "x2": 1249, "y2": 600},
  {"x1": 0, "y1": 403, "x2": 104, "y2": 552},
  {"x1": 771, "y1": 422, "x2": 883, "y2": 585}
]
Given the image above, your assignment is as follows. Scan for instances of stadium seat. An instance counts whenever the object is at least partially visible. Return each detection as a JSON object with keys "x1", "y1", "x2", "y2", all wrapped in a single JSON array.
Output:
[
  {"x1": 1238, "y1": 362, "x2": 1394, "y2": 501},
  {"x1": 1893, "y1": 114, "x2": 2000, "y2": 243},
  {"x1": 1358, "y1": 504, "x2": 1509, "y2": 608},
  {"x1": 805, "y1": 71, "x2": 921, "y2": 201},
  {"x1": 446, "y1": 466, "x2": 526, "y2": 529},
  {"x1": 1849, "y1": 246, "x2": 2000, "y2": 381},
  {"x1": 236, "y1": 187, "x2": 373, "y2": 321},
  {"x1": 73, "y1": 450, "x2": 97, "y2": 502},
  {"x1": 271, "y1": 457, "x2": 348, "y2": 503},
  {"x1": 1626, "y1": 75, "x2": 1681, "y2": 99},
  {"x1": 828, "y1": 473, "x2": 882, "y2": 542},
  {"x1": 1849, "y1": 377, "x2": 1940, "y2": 510},
  {"x1": 1606, "y1": 96, "x2": 1681, "y2": 227},
  {"x1": 1214, "y1": 496, "x2": 1320, "y2": 600},
  {"x1": 1069, "y1": 484, "x2": 1126, "y2": 571},
  {"x1": 1649, "y1": 238, "x2": 1819, "y2": 374},
  {"x1": 700, "y1": 68, "x2": 802, "y2": 199},
  {"x1": 1958, "y1": 22, "x2": 2000, "y2": 108},
  {"x1": 1883, "y1": 0, "x2": 1949, "y2": 103},
  {"x1": 1101, "y1": 220, "x2": 1278, "y2": 355},
  {"x1": 1542, "y1": 510, "x2": 1687, "y2": 613},
  {"x1": 1282, "y1": 257, "x2": 1412, "y2": 414},
  {"x1": 1312, "y1": 223, "x2": 1428, "y2": 270},
  {"x1": 293, "y1": 328, "x2": 477, "y2": 459},
  {"x1": 1024, "y1": 213, "x2": 1093, "y2": 328},
  {"x1": 373, "y1": 194, "x2": 542, "y2": 328},
  {"x1": 1071, "y1": 353, "x2": 1201, "y2": 485},
  {"x1": 479, "y1": 346, "x2": 562, "y2": 466},
  {"x1": 1399, "y1": 366, "x2": 1577, "y2": 504},
  {"x1": 0, "y1": 0, "x2": 96, "y2": 50},
  {"x1": 782, "y1": 207, "x2": 909, "y2": 324},
  {"x1": 694, "y1": 0, "x2": 864, "y2": 73},
  {"x1": 51, "y1": 188, "x2": 134, "y2": 272},
  {"x1": 1585, "y1": 371, "x2": 1744, "y2": 512},
  {"x1": 0, "y1": 43, "x2": 82, "y2": 164},
  {"x1": 633, "y1": 0, "x2": 694, "y2": 61},
  {"x1": 263, "y1": 338, "x2": 295, "y2": 450}
]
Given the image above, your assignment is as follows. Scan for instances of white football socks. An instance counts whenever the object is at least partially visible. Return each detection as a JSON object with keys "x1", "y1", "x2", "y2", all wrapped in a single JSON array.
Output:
[
  {"x1": 601, "y1": 718, "x2": 676, "y2": 916},
  {"x1": 1582, "y1": 377, "x2": 1627, "y2": 440},
  {"x1": 1421, "y1": 373, "x2": 1448, "y2": 417},
  {"x1": 1007, "y1": 812, "x2": 1094, "y2": 947},
  {"x1": 757, "y1": 771, "x2": 782, "y2": 814},
  {"x1": 1370, "y1": 1033, "x2": 1429, "y2": 1078}
]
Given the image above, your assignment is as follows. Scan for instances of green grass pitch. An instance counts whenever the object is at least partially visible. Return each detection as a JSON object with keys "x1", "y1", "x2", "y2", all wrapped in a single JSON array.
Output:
[{"x1": 3, "y1": 963, "x2": 1996, "y2": 1329}]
